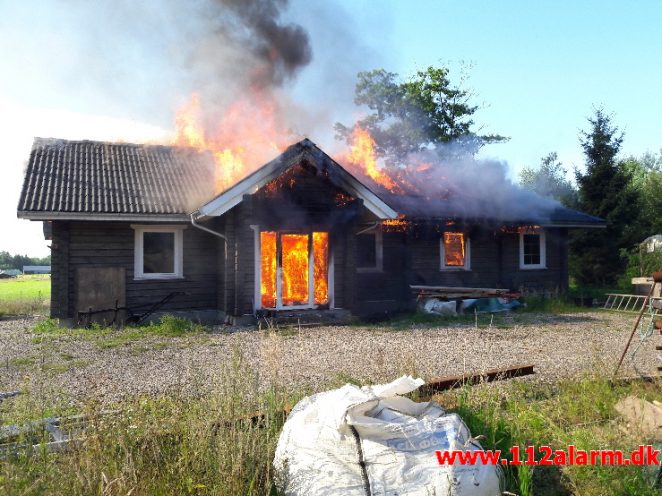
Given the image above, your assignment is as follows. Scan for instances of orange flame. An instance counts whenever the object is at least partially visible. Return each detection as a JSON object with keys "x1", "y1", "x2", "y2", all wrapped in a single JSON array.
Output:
[
  {"x1": 260, "y1": 231, "x2": 329, "y2": 308},
  {"x1": 174, "y1": 92, "x2": 292, "y2": 193},
  {"x1": 260, "y1": 231, "x2": 277, "y2": 308},
  {"x1": 281, "y1": 233, "x2": 310, "y2": 306},
  {"x1": 313, "y1": 232, "x2": 329, "y2": 305},
  {"x1": 443, "y1": 232, "x2": 465, "y2": 266},
  {"x1": 344, "y1": 126, "x2": 402, "y2": 193}
]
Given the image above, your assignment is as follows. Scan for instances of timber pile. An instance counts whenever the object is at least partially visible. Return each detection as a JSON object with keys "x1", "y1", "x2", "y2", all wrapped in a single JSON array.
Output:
[{"x1": 411, "y1": 285, "x2": 521, "y2": 301}]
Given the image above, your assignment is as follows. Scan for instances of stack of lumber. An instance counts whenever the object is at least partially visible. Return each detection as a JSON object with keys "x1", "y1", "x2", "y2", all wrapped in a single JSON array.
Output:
[{"x1": 410, "y1": 285, "x2": 521, "y2": 300}]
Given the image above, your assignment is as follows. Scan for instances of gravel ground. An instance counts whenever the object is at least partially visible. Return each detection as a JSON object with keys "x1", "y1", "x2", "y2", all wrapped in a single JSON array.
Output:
[{"x1": 0, "y1": 311, "x2": 657, "y2": 406}]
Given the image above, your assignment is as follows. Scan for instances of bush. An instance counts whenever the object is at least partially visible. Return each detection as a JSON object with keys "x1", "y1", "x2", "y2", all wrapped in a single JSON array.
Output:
[{"x1": 618, "y1": 247, "x2": 662, "y2": 290}]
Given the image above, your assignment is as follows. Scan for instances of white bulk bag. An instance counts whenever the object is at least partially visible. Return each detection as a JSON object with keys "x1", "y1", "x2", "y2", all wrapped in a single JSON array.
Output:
[{"x1": 273, "y1": 376, "x2": 503, "y2": 495}]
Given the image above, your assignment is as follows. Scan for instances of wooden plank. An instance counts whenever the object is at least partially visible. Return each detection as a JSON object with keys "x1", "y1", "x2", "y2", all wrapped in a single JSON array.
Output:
[
  {"x1": 410, "y1": 285, "x2": 511, "y2": 293},
  {"x1": 420, "y1": 364, "x2": 535, "y2": 395}
]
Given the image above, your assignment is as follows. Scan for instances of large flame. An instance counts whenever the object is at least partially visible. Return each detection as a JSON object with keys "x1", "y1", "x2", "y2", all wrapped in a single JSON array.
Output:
[
  {"x1": 281, "y1": 234, "x2": 310, "y2": 306},
  {"x1": 174, "y1": 92, "x2": 292, "y2": 193},
  {"x1": 260, "y1": 231, "x2": 277, "y2": 308},
  {"x1": 344, "y1": 126, "x2": 403, "y2": 193},
  {"x1": 260, "y1": 231, "x2": 329, "y2": 308},
  {"x1": 313, "y1": 232, "x2": 329, "y2": 305}
]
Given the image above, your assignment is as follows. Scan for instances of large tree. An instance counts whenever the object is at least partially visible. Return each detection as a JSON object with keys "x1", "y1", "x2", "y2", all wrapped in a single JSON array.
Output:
[
  {"x1": 570, "y1": 108, "x2": 642, "y2": 286},
  {"x1": 519, "y1": 152, "x2": 578, "y2": 207},
  {"x1": 620, "y1": 151, "x2": 662, "y2": 235},
  {"x1": 335, "y1": 66, "x2": 507, "y2": 164}
]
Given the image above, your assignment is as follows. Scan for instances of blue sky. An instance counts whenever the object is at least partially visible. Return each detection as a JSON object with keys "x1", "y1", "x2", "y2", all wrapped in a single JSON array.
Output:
[{"x1": 1, "y1": 0, "x2": 660, "y2": 256}]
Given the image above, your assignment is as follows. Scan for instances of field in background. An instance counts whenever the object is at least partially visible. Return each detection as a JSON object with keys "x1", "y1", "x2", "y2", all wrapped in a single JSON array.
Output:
[{"x1": 0, "y1": 275, "x2": 50, "y2": 316}]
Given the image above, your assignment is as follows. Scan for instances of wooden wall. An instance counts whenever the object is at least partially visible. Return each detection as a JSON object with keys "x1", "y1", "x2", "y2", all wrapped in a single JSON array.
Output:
[{"x1": 50, "y1": 220, "x2": 220, "y2": 319}]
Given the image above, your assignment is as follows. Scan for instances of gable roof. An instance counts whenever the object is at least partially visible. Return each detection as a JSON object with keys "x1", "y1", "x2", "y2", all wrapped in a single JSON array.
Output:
[
  {"x1": 195, "y1": 138, "x2": 399, "y2": 220},
  {"x1": 17, "y1": 138, "x2": 216, "y2": 221}
]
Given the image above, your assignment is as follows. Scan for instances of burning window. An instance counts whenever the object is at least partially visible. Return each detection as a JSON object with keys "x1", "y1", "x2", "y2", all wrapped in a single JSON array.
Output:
[
  {"x1": 259, "y1": 231, "x2": 329, "y2": 309},
  {"x1": 133, "y1": 226, "x2": 184, "y2": 279},
  {"x1": 441, "y1": 232, "x2": 469, "y2": 269},
  {"x1": 520, "y1": 230, "x2": 546, "y2": 269}
]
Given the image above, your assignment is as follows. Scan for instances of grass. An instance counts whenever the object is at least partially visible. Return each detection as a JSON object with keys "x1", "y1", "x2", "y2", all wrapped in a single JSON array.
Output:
[
  {"x1": 433, "y1": 375, "x2": 662, "y2": 495},
  {"x1": 31, "y1": 314, "x2": 207, "y2": 349},
  {"x1": 0, "y1": 349, "x2": 294, "y2": 496},
  {"x1": 2, "y1": 344, "x2": 661, "y2": 496},
  {"x1": 0, "y1": 275, "x2": 50, "y2": 316}
]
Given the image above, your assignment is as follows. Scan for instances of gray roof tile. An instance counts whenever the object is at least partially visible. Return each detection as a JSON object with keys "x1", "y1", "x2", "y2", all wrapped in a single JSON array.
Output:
[{"x1": 18, "y1": 138, "x2": 216, "y2": 217}]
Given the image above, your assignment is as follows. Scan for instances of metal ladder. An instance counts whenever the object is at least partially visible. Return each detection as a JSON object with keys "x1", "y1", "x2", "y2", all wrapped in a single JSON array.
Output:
[{"x1": 603, "y1": 293, "x2": 662, "y2": 313}]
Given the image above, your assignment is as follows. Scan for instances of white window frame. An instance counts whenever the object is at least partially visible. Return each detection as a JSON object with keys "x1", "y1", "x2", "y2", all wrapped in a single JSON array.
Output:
[
  {"x1": 519, "y1": 229, "x2": 546, "y2": 269},
  {"x1": 356, "y1": 229, "x2": 383, "y2": 273},
  {"x1": 440, "y1": 233, "x2": 471, "y2": 271},
  {"x1": 132, "y1": 225, "x2": 185, "y2": 280}
]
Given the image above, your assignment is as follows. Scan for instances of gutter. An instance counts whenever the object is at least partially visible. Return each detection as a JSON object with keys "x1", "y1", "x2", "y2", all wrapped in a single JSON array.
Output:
[
  {"x1": 189, "y1": 212, "x2": 227, "y2": 242},
  {"x1": 189, "y1": 212, "x2": 231, "y2": 320},
  {"x1": 356, "y1": 222, "x2": 380, "y2": 235},
  {"x1": 17, "y1": 211, "x2": 190, "y2": 222}
]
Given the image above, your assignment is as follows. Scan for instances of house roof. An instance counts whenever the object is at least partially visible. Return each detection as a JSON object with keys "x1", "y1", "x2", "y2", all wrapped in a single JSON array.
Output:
[
  {"x1": 17, "y1": 138, "x2": 216, "y2": 221},
  {"x1": 380, "y1": 193, "x2": 606, "y2": 228},
  {"x1": 195, "y1": 138, "x2": 399, "y2": 220},
  {"x1": 17, "y1": 137, "x2": 604, "y2": 228}
]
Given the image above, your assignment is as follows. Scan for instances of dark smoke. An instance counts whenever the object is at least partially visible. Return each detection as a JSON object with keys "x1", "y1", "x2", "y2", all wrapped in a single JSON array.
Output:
[{"x1": 219, "y1": 0, "x2": 312, "y2": 88}]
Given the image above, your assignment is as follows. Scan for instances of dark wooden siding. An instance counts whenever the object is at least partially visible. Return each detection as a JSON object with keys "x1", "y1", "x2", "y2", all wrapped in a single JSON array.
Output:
[
  {"x1": 51, "y1": 220, "x2": 220, "y2": 319},
  {"x1": 50, "y1": 221, "x2": 70, "y2": 319},
  {"x1": 408, "y1": 226, "x2": 568, "y2": 294}
]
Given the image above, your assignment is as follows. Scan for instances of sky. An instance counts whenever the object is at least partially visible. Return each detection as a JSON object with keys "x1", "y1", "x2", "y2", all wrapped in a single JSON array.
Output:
[{"x1": 1, "y1": 0, "x2": 661, "y2": 257}]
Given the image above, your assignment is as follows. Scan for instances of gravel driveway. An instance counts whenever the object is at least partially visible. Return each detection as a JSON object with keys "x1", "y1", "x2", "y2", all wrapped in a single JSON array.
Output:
[{"x1": 0, "y1": 311, "x2": 656, "y2": 406}]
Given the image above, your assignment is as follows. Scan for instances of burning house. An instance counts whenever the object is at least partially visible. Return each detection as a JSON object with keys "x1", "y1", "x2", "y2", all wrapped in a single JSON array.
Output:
[{"x1": 17, "y1": 136, "x2": 605, "y2": 324}]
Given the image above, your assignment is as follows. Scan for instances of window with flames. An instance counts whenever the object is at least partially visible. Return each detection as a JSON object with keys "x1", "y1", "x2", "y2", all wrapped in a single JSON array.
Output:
[
  {"x1": 260, "y1": 231, "x2": 329, "y2": 309},
  {"x1": 441, "y1": 232, "x2": 469, "y2": 269}
]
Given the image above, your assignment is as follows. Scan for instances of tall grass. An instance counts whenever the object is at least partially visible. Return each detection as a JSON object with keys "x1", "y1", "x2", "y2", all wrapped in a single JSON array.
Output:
[
  {"x1": 0, "y1": 349, "x2": 294, "y2": 496},
  {"x1": 443, "y1": 375, "x2": 662, "y2": 495}
]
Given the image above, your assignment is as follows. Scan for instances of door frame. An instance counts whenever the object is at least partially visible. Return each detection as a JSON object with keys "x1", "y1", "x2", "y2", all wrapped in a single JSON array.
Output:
[{"x1": 251, "y1": 226, "x2": 334, "y2": 311}]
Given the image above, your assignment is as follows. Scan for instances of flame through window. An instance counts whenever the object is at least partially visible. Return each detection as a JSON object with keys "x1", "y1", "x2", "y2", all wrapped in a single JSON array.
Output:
[
  {"x1": 260, "y1": 231, "x2": 329, "y2": 309},
  {"x1": 443, "y1": 232, "x2": 466, "y2": 267}
]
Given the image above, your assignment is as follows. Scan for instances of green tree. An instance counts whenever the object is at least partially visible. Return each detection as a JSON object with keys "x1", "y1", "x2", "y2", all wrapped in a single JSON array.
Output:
[
  {"x1": 335, "y1": 66, "x2": 507, "y2": 164},
  {"x1": 519, "y1": 152, "x2": 578, "y2": 206},
  {"x1": 620, "y1": 152, "x2": 662, "y2": 235},
  {"x1": 570, "y1": 108, "x2": 643, "y2": 286}
]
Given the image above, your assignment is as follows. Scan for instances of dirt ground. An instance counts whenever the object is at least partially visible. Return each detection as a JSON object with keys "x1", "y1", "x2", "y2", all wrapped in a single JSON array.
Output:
[{"x1": 0, "y1": 310, "x2": 657, "y2": 406}]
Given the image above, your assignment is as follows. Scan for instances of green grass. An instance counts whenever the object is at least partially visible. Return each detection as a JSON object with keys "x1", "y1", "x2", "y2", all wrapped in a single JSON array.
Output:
[
  {"x1": 31, "y1": 314, "x2": 207, "y2": 349},
  {"x1": 1, "y1": 366, "x2": 660, "y2": 495},
  {"x1": 0, "y1": 275, "x2": 50, "y2": 316},
  {"x1": 0, "y1": 275, "x2": 50, "y2": 301},
  {"x1": 435, "y1": 375, "x2": 662, "y2": 495},
  {"x1": 0, "y1": 349, "x2": 295, "y2": 496},
  {"x1": 522, "y1": 296, "x2": 594, "y2": 314}
]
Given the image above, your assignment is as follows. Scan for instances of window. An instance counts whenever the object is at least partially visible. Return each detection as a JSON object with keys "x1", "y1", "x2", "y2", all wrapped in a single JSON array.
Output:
[
  {"x1": 440, "y1": 232, "x2": 470, "y2": 270},
  {"x1": 132, "y1": 225, "x2": 185, "y2": 279},
  {"x1": 356, "y1": 230, "x2": 383, "y2": 272},
  {"x1": 519, "y1": 229, "x2": 546, "y2": 269}
]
